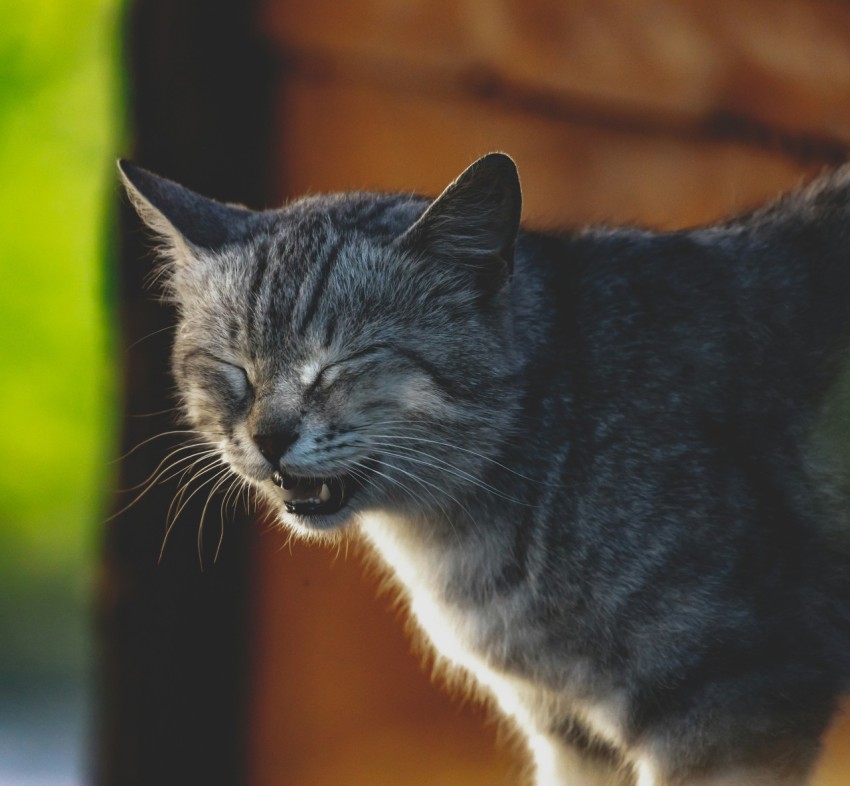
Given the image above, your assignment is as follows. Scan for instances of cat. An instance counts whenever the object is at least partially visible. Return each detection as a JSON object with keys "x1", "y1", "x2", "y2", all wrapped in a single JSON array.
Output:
[{"x1": 120, "y1": 152, "x2": 850, "y2": 785}]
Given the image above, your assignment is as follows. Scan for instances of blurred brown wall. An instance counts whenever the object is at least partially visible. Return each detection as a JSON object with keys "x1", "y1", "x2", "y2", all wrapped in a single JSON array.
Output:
[{"x1": 242, "y1": 1, "x2": 850, "y2": 784}]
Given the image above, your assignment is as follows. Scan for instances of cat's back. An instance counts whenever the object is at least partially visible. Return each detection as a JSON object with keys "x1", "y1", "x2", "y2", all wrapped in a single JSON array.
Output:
[
  {"x1": 508, "y1": 173, "x2": 850, "y2": 646},
  {"x1": 519, "y1": 168, "x2": 850, "y2": 419}
]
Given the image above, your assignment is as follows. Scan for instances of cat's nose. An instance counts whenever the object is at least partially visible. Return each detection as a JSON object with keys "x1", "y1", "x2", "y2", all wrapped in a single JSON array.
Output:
[{"x1": 252, "y1": 429, "x2": 299, "y2": 466}]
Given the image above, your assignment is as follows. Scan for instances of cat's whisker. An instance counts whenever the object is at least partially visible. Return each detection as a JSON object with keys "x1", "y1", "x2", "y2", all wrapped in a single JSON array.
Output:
[
  {"x1": 219, "y1": 478, "x2": 240, "y2": 524},
  {"x1": 197, "y1": 469, "x2": 235, "y2": 570},
  {"x1": 350, "y1": 423, "x2": 548, "y2": 488},
  {"x1": 368, "y1": 440, "x2": 536, "y2": 507},
  {"x1": 119, "y1": 442, "x2": 218, "y2": 493},
  {"x1": 243, "y1": 480, "x2": 256, "y2": 517},
  {"x1": 125, "y1": 406, "x2": 182, "y2": 419},
  {"x1": 106, "y1": 445, "x2": 220, "y2": 523},
  {"x1": 111, "y1": 429, "x2": 217, "y2": 464},
  {"x1": 161, "y1": 466, "x2": 229, "y2": 565},
  {"x1": 214, "y1": 475, "x2": 254, "y2": 563},
  {"x1": 349, "y1": 459, "x2": 410, "y2": 505},
  {"x1": 363, "y1": 456, "x2": 470, "y2": 540},
  {"x1": 143, "y1": 449, "x2": 220, "y2": 512},
  {"x1": 348, "y1": 418, "x2": 431, "y2": 432},
  {"x1": 215, "y1": 480, "x2": 242, "y2": 563},
  {"x1": 170, "y1": 458, "x2": 227, "y2": 516},
  {"x1": 157, "y1": 448, "x2": 222, "y2": 488},
  {"x1": 245, "y1": 479, "x2": 255, "y2": 514},
  {"x1": 123, "y1": 323, "x2": 175, "y2": 353},
  {"x1": 159, "y1": 460, "x2": 229, "y2": 564},
  {"x1": 367, "y1": 433, "x2": 550, "y2": 487},
  {"x1": 348, "y1": 459, "x2": 451, "y2": 528}
]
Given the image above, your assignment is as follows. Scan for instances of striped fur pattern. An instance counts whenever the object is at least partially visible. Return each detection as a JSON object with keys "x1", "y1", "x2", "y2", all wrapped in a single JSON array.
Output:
[{"x1": 121, "y1": 154, "x2": 850, "y2": 785}]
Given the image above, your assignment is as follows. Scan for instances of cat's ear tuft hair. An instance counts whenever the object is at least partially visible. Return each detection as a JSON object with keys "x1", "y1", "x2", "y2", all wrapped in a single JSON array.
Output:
[
  {"x1": 399, "y1": 152, "x2": 522, "y2": 289},
  {"x1": 118, "y1": 160, "x2": 258, "y2": 256}
]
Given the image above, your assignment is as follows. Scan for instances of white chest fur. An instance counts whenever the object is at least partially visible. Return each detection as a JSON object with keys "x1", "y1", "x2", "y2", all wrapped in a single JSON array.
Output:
[
  {"x1": 361, "y1": 512, "x2": 627, "y2": 755},
  {"x1": 363, "y1": 513, "x2": 532, "y2": 719}
]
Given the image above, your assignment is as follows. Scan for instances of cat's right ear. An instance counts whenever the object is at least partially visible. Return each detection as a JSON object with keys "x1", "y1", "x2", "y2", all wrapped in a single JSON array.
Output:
[
  {"x1": 397, "y1": 152, "x2": 522, "y2": 293},
  {"x1": 118, "y1": 160, "x2": 258, "y2": 260}
]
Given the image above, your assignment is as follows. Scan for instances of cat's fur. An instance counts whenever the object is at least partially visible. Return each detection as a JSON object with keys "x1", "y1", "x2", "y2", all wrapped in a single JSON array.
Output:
[{"x1": 120, "y1": 153, "x2": 850, "y2": 785}]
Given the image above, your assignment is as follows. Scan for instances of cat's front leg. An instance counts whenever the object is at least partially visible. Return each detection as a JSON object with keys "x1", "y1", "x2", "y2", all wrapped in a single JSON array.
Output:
[{"x1": 530, "y1": 733, "x2": 634, "y2": 786}]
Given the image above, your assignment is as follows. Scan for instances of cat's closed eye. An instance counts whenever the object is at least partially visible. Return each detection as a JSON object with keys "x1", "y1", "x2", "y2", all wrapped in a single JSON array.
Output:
[
  {"x1": 217, "y1": 361, "x2": 252, "y2": 402},
  {"x1": 184, "y1": 351, "x2": 253, "y2": 407},
  {"x1": 302, "y1": 346, "x2": 388, "y2": 396}
]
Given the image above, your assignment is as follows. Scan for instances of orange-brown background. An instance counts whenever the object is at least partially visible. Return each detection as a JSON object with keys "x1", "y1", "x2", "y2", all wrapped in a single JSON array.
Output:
[{"x1": 240, "y1": 1, "x2": 850, "y2": 784}]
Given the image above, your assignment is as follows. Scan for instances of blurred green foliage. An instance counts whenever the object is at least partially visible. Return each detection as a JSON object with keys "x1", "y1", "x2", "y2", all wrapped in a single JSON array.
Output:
[{"x1": 0, "y1": 0, "x2": 121, "y2": 679}]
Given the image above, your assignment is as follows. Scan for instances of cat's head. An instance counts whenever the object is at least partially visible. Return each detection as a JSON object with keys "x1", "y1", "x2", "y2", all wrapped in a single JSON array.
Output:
[{"x1": 120, "y1": 153, "x2": 523, "y2": 536}]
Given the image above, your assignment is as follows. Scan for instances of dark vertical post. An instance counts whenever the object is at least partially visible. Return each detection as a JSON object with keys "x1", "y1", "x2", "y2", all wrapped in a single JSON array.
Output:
[{"x1": 98, "y1": 1, "x2": 274, "y2": 784}]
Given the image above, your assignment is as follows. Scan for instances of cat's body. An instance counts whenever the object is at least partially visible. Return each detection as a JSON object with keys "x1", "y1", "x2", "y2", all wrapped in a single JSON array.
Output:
[{"x1": 121, "y1": 154, "x2": 850, "y2": 785}]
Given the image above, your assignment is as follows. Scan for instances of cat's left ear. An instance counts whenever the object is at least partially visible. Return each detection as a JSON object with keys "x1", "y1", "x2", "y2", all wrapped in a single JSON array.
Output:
[
  {"x1": 118, "y1": 159, "x2": 259, "y2": 261},
  {"x1": 399, "y1": 152, "x2": 522, "y2": 291}
]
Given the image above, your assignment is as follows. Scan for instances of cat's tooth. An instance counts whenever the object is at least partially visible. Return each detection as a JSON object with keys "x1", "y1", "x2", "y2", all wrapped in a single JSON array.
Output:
[
  {"x1": 319, "y1": 483, "x2": 332, "y2": 502},
  {"x1": 281, "y1": 487, "x2": 296, "y2": 502}
]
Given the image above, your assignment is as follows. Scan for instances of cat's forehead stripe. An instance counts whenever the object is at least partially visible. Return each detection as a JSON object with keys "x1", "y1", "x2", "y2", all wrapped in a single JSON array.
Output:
[
  {"x1": 246, "y1": 236, "x2": 272, "y2": 332},
  {"x1": 294, "y1": 235, "x2": 345, "y2": 336},
  {"x1": 244, "y1": 194, "x2": 426, "y2": 351}
]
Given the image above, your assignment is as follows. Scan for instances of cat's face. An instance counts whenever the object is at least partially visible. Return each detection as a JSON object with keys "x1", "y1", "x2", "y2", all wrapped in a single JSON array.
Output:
[{"x1": 121, "y1": 154, "x2": 523, "y2": 534}]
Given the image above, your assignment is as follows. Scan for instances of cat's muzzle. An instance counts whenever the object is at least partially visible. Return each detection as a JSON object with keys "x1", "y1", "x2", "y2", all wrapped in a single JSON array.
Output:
[{"x1": 271, "y1": 470, "x2": 354, "y2": 516}]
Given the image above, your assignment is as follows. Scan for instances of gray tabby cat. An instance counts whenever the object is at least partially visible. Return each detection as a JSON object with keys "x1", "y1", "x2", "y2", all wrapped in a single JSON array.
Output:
[{"x1": 119, "y1": 153, "x2": 850, "y2": 785}]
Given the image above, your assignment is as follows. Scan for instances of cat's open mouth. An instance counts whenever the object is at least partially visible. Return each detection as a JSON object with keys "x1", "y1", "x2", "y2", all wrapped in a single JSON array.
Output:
[{"x1": 271, "y1": 470, "x2": 357, "y2": 517}]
